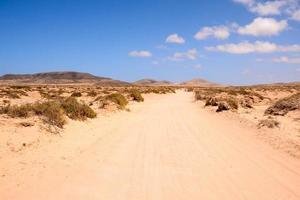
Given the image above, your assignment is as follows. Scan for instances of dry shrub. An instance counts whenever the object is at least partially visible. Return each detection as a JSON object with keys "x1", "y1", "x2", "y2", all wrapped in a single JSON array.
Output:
[
  {"x1": 257, "y1": 119, "x2": 280, "y2": 129},
  {"x1": 265, "y1": 93, "x2": 300, "y2": 116},
  {"x1": 19, "y1": 122, "x2": 34, "y2": 127},
  {"x1": 0, "y1": 97, "x2": 97, "y2": 129},
  {"x1": 10, "y1": 85, "x2": 31, "y2": 91},
  {"x1": 39, "y1": 90, "x2": 61, "y2": 99},
  {"x1": 3, "y1": 99, "x2": 10, "y2": 104},
  {"x1": 203, "y1": 96, "x2": 238, "y2": 112},
  {"x1": 33, "y1": 101, "x2": 66, "y2": 128},
  {"x1": 61, "y1": 97, "x2": 97, "y2": 120},
  {"x1": 87, "y1": 90, "x2": 97, "y2": 97},
  {"x1": 71, "y1": 92, "x2": 82, "y2": 97},
  {"x1": 104, "y1": 93, "x2": 128, "y2": 109},
  {"x1": 129, "y1": 89, "x2": 144, "y2": 102},
  {"x1": 205, "y1": 97, "x2": 218, "y2": 106},
  {"x1": 1, "y1": 104, "x2": 32, "y2": 118},
  {"x1": 6, "y1": 92, "x2": 21, "y2": 99},
  {"x1": 224, "y1": 98, "x2": 239, "y2": 110},
  {"x1": 186, "y1": 87, "x2": 194, "y2": 92}
]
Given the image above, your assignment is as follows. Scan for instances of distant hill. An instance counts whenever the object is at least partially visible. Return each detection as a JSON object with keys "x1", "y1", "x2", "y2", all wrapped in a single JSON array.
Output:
[
  {"x1": 250, "y1": 81, "x2": 300, "y2": 87},
  {"x1": 133, "y1": 79, "x2": 173, "y2": 86},
  {"x1": 180, "y1": 78, "x2": 221, "y2": 87},
  {"x1": 0, "y1": 71, "x2": 130, "y2": 86}
]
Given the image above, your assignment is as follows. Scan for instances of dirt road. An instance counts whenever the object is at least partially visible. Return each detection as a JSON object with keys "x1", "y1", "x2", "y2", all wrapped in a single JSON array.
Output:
[{"x1": 1, "y1": 91, "x2": 300, "y2": 199}]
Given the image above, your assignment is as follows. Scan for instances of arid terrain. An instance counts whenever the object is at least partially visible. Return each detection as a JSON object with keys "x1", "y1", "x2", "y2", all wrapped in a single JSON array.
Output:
[{"x1": 0, "y1": 73, "x2": 300, "y2": 199}]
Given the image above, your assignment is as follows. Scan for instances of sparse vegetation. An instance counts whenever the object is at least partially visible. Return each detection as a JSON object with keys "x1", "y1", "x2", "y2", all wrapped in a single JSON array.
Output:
[
  {"x1": 61, "y1": 97, "x2": 97, "y2": 120},
  {"x1": 71, "y1": 92, "x2": 82, "y2": 97},
  {"x1": 103, "y1": 93, "x2": 128, "y2": 109},
  {"x1": 194, "y1": 87, "x2": 268, "y2": 112},
  {"x1": 129, "y1": 89, "x2": 144, "y2": 102},
  {"x1": 265, "y1": 93, "x2": 300, "y2": 116},
  {"x1": 33, "y1": 101, "x2": 66, "y2": 128},
  {"x1": 0, "y1": 104, "x2": 32, "y2": 118},
  {"x1": 0, "y1": 95, "x2": 97, "y2": 129},
  {"x1": 257, "y1": 119, "x2": 280, "y2": 129},
  {"x1": 87, "y1": 90, "x2": 97, "y2": 97}
]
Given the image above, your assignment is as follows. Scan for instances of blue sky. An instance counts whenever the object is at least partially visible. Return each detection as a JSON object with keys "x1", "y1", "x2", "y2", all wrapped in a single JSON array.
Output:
[{"x1": 0, "y1": 0, "x2": 300, "y2": 85}]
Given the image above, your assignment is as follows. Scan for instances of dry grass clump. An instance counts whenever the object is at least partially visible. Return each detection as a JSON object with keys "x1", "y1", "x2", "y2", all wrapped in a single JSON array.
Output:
[
  {"x1": 143, "y1": 87, "x2": 176, "y2": 94},
  {"x1": 0, "y1": 104, "x2": 32, "y2": 118},
  {"x1": 129, "y1": 89, "x2": 144, "y2": 102},
  {"x1": 195, "y1": 87, "x2": 268, "y2": 112},
  {"x1": 9, "y1": 85, "x2": 31, "y2": 91},
  {"x1": 61, "y1": 97, "x2": 97, "y2": 120},
  {"x1": 19, "y1": 122, "x2": 34, "y2": 127},
  {"x1": 265, "y1": 93, "x2": 300, "y2": 116},
  {"x1": 226, "y1": 87, "x2": 265, "y2": 100},
  {"x1": 0, "y1": 97, "x2": 97, "y2": 129},
  {"x1": 185, "y1": 87, "x2": 194, "y2": 92},
  {"x1": 0, "y1": 88, "x2": 29, "y2": 99},
  {"x1": 205, "y1": 97, "x2": 218, "y2": 106},
  {"x1": 257, "y1": 119, "x2": 280, "y2": 129},
  {"x1": 216, "y1": 98, "x2": 238, "y2": 112},
  {"x1": 3, "y1": 99, "x2": 10, "y2": 104},
  {"x1": 203, "y1": 96, "x2": 238, "y2": 112},
  {"x1": 33, "y1": 101, "x2": 66, "y2": 128},
  {"x1": 38, "y1": 89, "x2": 62, "y2": 99},
  {"x1": 87, "y1": 90, "x2": 97, "y2": 97},
  {"x1": 71, "y1": 92, "x2": 82, "y2": 97},
  {"x1": 103, "y1": 93, "x2": 128, "y2": 109}
]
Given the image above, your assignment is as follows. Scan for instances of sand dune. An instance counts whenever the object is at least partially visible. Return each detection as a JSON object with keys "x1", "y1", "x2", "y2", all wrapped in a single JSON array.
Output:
[{"x1": 1, "y1": 91, "x2": 300, "y2": 199}]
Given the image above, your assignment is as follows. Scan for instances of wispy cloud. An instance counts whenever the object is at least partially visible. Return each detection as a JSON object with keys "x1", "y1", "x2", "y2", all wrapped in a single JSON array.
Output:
[
  {"x1": 206, "y1": 41, "x2": 300, "y2": 54},
  {"x1": 168, "y1": 49, "x2": 198, "y2": 61},
  {"x1": 233, "y1": 0, "x2": 300, "y2": 20},
  {"x1": 291, "y1": 9, "x2": 300, "y2": 21},
  {"x1": 166, "y1": 34, "x2": 185, "y2": 44},
  {"x1": 129, "y1": 50, "x2": 152, "y2": 57},
  {"x1": 194, "y1": 26, "x2": 230, "y2": 40},
  {"x1": 272, "y1": 56, "x2": 300, "y2": 64},
  {"x1": 250, "y1": 1, "x2": 287, "y2": 16}
]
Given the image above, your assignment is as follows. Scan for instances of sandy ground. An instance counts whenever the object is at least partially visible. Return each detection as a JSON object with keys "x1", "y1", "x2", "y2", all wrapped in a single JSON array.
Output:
[{"x1": 1, "y1": 91, "x2": 300, "y2": 199}]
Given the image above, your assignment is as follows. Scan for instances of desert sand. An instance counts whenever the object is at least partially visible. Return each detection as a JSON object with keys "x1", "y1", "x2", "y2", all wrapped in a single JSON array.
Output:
[{"x1": 1, "y1": 90, "x2": 300, "y2": 199}]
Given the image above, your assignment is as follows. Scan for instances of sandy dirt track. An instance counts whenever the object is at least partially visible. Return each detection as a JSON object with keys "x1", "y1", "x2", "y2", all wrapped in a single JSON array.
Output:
[{"x1": 1, "y1": 91, "x2": 300, "y2": 199}]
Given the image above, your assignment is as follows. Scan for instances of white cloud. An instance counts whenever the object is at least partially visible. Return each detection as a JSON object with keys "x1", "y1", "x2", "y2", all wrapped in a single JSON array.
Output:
[
  {"x1": 194, "y1": 26, "x2": 230, "y2": 40},
  {"x1": 278, "y1": 45, "x2": 300, "y2": 52},
  {"x1": 291, "y1": 9, "x2": 300, "y2": 20},
  {"x1": 166, "y1": 34, "x2": 185, "y2": 44},
  {"x1": 234, "y1": 0, "x2": 300, "y2": 19},
  {"x1": 272, "y1": 56, "x2": 300, "y2": 64},
  {"x1": 168, "y1": 49, "x2": 198, "y2": 61},
  {"x1": 128, "y1": 50, "x2": 152, "y2": 57},
  {"x1": 250, "y1": 1, "x2": 287, "y2": 16},
  {"x1": 233, "y1": 0, "x2": 255, "y2": 6},
  {"x1": 206, "y1": 41, "x2": 300, "y2": 54},
  {"x1": 238, "y1": 17, "x2": 287, "y2": 36}
]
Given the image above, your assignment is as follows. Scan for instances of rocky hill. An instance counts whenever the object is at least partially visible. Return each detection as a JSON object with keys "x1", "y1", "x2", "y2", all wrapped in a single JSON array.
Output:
[{"x1": 0, "y1": 71, "x2": 129, "y2": 85}]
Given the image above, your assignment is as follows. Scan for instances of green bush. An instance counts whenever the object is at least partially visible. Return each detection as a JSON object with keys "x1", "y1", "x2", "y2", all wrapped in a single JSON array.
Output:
[
  {"x1": 33, "y1": 101, "x2": 66, "y2": 128},
  {"x1": 61, "y1": 97, "x2": 97, "y2": 120},
  {"x1": 104, "y1": 93, "x2": 128, "y2": 109}
]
